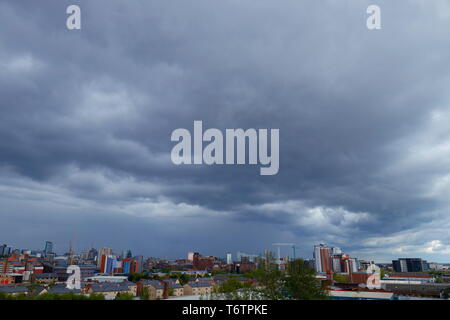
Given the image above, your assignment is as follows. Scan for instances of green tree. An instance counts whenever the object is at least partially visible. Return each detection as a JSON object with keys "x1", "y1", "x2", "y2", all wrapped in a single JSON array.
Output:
[
  {"x1": 179, "y1": 274, "x2": 190, "y2": 285},
  {"x1": 211, "y1": 270, "x2": 226, "y2": 276},
  {"x1": 252, "y1": 252, "x2": 286, "y2": 300},
  {"x1": 217, "y1": 278, "x2": 246, "y2": 293},
  {"x1": 285, "y1": 259, "x2": 328, "y2": 300},
  {"x1": 128, "y1": 273, "x2": 145, "y2": 282},
  {"x1": 115, "y1": 293, "x2": 134, "y2": 300},
  {"x1": 208, "y1": 255, "x2": 328, "y2": 300},
  {"x1": 88, "y1": 293, "x2": 105, "y2": 300},
  {"x1": 140, "y1": 287, "x2": 150, "y2": 300}
]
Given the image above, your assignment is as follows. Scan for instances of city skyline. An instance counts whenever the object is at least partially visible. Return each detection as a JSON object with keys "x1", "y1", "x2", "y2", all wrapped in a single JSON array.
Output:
[
  {"x1": 2, "y1": 239, "x2": 449, "y2": 265},
  {"x1": 2, "y1": 1, "x2": 450, "y2": 264}
]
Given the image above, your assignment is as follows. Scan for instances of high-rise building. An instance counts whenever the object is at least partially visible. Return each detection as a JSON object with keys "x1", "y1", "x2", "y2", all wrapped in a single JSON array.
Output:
[
  {"x1": 187, "y1": 252, "x2": 194, "y2": 261},
  {"x1": 314, "y1": 244, "x2": 360, "y2": 274},
  {"x1": 332, "y1": 247, "x2": 343, "y2": 255},
  {"x1": 122, "y1": 259, "x2": 132, "y2": 274},
  {"x1": 226, "y1": 253, "x2": 232, "y2": 264},
  {"x1": 133, "y1": 255, "x2": 144, "y2": 273},
  {"x1": 313, "y1": 244, "x2": 332, "y2": 273},
  {"x1": 0, "y1": 244, "x2": 7, "y2": 256},
  {"x1": 44, "y1": 241, "x2": 53, "y2": 255},
  {"x1": 80, "y1": 251, "x2": 89, "y2": 260},
  {"x1": 342, "y1": 257, "x2": 358, "y2": 273},
  {"x1": 237, "y1": 252, "x2": 258, "y2": 263},
  {"x1": 332, "y1": 257, "x2": 342, "y2": 273},
  {"x1": 97, "y1": 248, "x2": 113, "y2": 268},
  {"x1": 100, "y1": 254, "x2": 117, "y2": 274},
  {"x1": 392, "y1": 258, "x2": 429, "y2": 272},
  {"x1": 88, "y1": 248, "x2": 97, "y2": 261},
  {"x1": 359, "y1": 260, "x2": 375, "y2": 270},
  {"x1": 122, "y1": 250, "x2": 132, "y2": 259}
]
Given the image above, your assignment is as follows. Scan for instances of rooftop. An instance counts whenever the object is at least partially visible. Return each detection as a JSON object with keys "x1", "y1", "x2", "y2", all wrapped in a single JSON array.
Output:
[{"x1": 0, "y1": 286, "x2": 29, "y2": 293}]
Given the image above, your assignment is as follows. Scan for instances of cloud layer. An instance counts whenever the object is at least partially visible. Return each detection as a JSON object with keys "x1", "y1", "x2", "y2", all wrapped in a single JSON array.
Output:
[{"x1": 1, "y1": 0, "x2": 450, "y2": 261}]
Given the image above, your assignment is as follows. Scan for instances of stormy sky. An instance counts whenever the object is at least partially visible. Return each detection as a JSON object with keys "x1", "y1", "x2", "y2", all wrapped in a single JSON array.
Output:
[{"x1": 1, "y1": 0, "x2": 450, "y2": 262}]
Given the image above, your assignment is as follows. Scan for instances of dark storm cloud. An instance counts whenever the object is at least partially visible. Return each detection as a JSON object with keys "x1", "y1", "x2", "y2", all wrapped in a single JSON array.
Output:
[{"x1": 1, "y1": 0, "x2": 450, "y2": 260}]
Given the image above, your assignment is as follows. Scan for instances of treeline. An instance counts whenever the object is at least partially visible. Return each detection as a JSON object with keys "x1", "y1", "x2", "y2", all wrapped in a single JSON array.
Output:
[
  {"x1": 0, "y1": 292, "x2": 106, "y2": 300},
  {"x1": 210, "y1": 255, "x2": 328, "y2": 300}
]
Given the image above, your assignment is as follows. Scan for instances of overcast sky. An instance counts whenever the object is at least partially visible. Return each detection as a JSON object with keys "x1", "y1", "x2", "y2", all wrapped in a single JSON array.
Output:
[{"x1": 1, "y1": 0, "x2": 450, "y2": 262}]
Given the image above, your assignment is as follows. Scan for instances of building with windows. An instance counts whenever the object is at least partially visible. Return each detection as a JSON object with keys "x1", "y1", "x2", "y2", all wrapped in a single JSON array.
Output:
[
  {"x1": 0, "y1": 245, "x2": 11, "y2": 256},
  {"x1": 314, "y1": 244, "x2": 360, "y2": 274},
  {"x1": 87, "y1": 248, "x2": 97, "y2": 261},
  {"x1": 97, "y1": 248, "x2": 113, "y2": 268},
  {"x1": 226, "y1": 253, "x2": 232, "y2": 265},
  {"x1": 314, "y1": 244, "x2": 332, "y2": 273},
  {"x1": 138, "y1": 280, "x2": 165, "y2": 300},
  {"x1": 0, "y1": 244, "x2": 7, "y2": 256},
  {"x1": 183, "y1": 281, "x2": 214, "y2": 296},
  {"x1": 392, "y1": 258, "x2": 429, "y2": 273},
  {"x1": 88, "y1": 281, "x2": 137, "y2": 299},
  {"x1": 44, "y1": 241, "x2": 53, "y2": 256},
  {"x1": 32, "y1": 273, "x2": 58, "y2": 285}
]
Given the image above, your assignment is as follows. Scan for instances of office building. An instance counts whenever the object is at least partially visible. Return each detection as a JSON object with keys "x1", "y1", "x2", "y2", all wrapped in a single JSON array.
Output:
[
  {"x1": 0, "y1": 244, "x2": 7, "y2": 256},
  {"x1": 133, "y1": 255, "x2": 143, "y2": 273},
  {"x1": 187, "y1": 252, "x2": 195, "y2": 261},
  {"x1": 332, "y1": 257, "x2": 342, "y2": 273},
  {"x1": 0, "y1": 246, "x2": 12, "y2": 256},
  {"x1": 87, "y1": 248, "x2": 97, "y2": 261},
  {"x1": 392, "y1": 258, "x2": 429, "y2": 273},
  {"x1": 44, "y1": 241, "x2": 53, "y2": 255},
  {"x1": 314, "y1": 244, "x2": 332, "y2": 273},
  {"x1": 97, "y1": 248, "x2": 113, "y2": 268},
  {"x1": 122, "y1": 250, "x2": 132, "y2": 259},
  {"x1": 343, "y1": 257, "x2": 358, "y2": 273}
]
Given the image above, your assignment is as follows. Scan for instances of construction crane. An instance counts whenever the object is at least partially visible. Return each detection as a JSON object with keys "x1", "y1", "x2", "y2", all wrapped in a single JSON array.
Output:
[
  {"x1": 68, "y1": 241, "x2": 75, "y2": 265},
  {"x1": 272, "y1": 243, "x2": 294, "y2": 264}
]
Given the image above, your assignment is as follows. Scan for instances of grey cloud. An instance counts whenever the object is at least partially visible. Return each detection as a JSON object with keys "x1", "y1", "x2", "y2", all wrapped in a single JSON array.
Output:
[{"x1": 1, "y1": 0, "x2": 450, "y2": 261}]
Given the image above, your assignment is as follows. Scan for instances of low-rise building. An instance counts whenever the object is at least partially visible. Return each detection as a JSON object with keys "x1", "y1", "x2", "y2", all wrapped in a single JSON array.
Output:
[
  {"x1": 46, "y1": 283, "x2": 83, "y2": 295},
  {"x1": 85, "y1": 275, "x2": 128, "y2": 283},
  {"x1": 0, "y1": 285, "x2": 29, "y2": 296},
  {"x1": 168, "y1": 282, "x2": 184, "y2": 297},
  {"x1": 329, "y1": 290, "x2": 395, "y2": 300},
  {"x1": 385, "y1": 273, "x2": 434, "y2": 283},
  {"x1": 32, "y1": 273, "x2": 58, "y2": 285},
  {"x1": 383, "y1": 282, "x2": 450, "y2": 297},
  {"x1": 139, "y1": 280, "x2": 165, "y2": 300},
  {"x1": 88, "y1": 281, "x2": 137, "y2": 299},
  {"x1": 183, "y1": 281, "x2": 213, "y2": 296}
]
